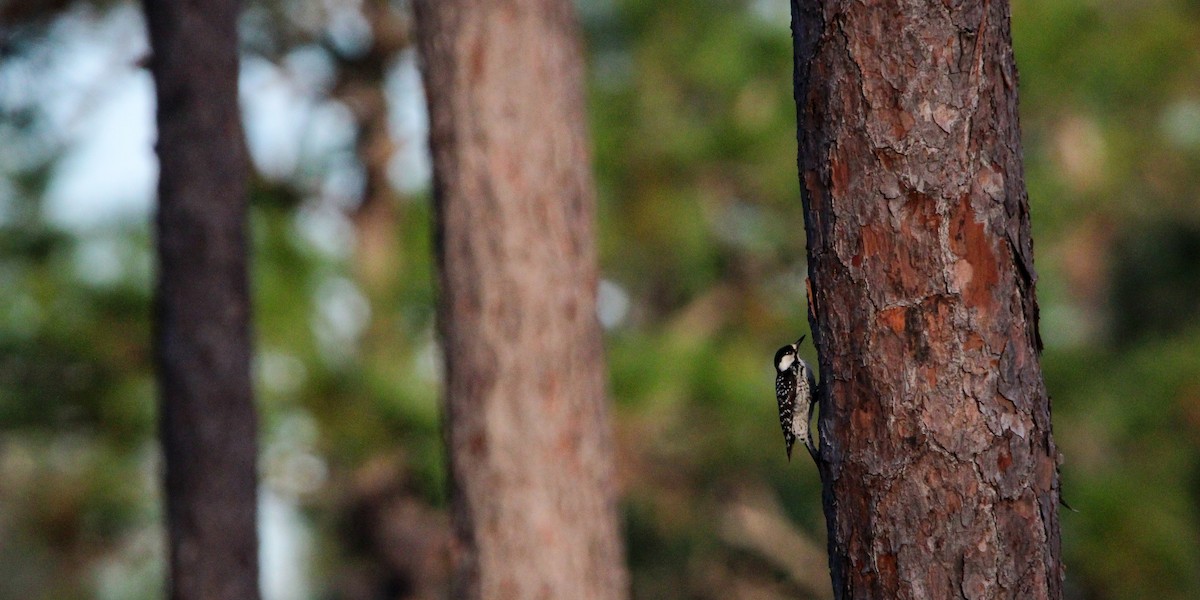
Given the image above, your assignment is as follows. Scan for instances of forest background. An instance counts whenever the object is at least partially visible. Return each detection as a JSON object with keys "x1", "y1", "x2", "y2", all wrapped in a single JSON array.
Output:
[{"x1": 2, "y1": 0, "x2": 1199, "y2": 598}]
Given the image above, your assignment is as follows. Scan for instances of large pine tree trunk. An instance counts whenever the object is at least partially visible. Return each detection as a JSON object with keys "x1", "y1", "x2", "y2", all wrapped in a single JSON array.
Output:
[
  {"x1": 790, "y1": 0, "x2": 1064, "y2": 597},
  {"x1": 413, "y1": 2, "x2": 628, "y2": 599},
  {"x1": 144, "y1": 0, "x2": 260, "y2": 597}
]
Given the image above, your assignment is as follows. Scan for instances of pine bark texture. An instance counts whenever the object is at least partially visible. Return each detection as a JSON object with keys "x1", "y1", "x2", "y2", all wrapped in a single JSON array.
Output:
[
  {"x1": 144, "y1": 0, "x2": 260, "y2": 597},
  {"x1": 413, "y1": 2, "x2": 628, "y2": 599},
  {"x1": 790, "y1": 1, "x2": 1063, "y2": 598}
]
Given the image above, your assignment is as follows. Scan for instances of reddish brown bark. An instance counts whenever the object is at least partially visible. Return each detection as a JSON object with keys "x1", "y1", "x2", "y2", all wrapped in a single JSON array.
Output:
[
  {"x1": 144, "y1": 0, "x2": 260, "y2": 597},
  {"x1": 413, "y1": 1, "x2": 628, "y2": 599},
  {"x1": 791, "y1": 0, "x2": 1064, "y2": 598}
]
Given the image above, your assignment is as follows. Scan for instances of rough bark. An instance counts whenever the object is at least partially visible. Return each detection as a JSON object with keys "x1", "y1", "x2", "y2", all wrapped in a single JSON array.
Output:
[
  {"x1": 413, "y1": 1, "x2": 628, "y2": 599},
  {"x1": 790, "y1": 0, "x2": 1064, "y2": 598},
  {"x1": 144, "y1": 0, "x2": 260, "y2": 597}
]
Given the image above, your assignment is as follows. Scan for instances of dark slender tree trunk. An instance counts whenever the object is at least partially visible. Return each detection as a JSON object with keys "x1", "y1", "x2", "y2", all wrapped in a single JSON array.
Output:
[
  {"x1": 413, "y1": 1, "x2": 628, "y2": 598},
  {"x1": 791, "y1": 0, "x2": 1063, "y2": 598},
  {"x1": 144, "y1": 0, "x2": 260, "y2": 597}
]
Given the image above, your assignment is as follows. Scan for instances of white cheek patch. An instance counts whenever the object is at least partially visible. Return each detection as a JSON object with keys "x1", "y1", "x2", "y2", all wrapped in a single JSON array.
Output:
[{"x1": 777, "y1": 354, "x2": 796, "y2": 372}]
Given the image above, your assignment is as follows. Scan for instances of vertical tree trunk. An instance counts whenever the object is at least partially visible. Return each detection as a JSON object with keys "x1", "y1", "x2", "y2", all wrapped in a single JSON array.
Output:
[
  {"x1": 791, "y1": 0, "x2": 1063, "y2": 598},
  {"x1": 144, "y1": 0, "x2": 260, "y2": 597},
  {"x1": 413, "y1": 2, "x2": 628, "y2": 599}
]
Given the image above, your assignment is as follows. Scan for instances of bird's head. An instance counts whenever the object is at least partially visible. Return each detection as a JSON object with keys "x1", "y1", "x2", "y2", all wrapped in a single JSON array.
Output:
[
  {"x1": 776, "y1": 335, "x2": 808, "y2": 372},
  {"x1": 775, "y1": 343, "x2": 797, "y2": 372}
]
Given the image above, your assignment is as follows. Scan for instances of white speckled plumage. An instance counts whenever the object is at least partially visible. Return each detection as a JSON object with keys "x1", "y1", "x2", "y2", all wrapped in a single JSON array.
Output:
[{"x1": 774, "y1": 337, "x2": 817, "y2": 462}]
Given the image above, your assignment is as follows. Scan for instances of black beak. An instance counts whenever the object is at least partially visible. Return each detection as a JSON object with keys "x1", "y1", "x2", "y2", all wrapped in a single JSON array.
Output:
[{"x1": 796, "y1": 335, "x2": 806, "y2": 346}]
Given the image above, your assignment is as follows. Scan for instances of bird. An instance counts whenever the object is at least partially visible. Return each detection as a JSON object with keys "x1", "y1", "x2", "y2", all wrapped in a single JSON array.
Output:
[{"x1": 775, "y1": 335, "x2": 818, "y2": 462}]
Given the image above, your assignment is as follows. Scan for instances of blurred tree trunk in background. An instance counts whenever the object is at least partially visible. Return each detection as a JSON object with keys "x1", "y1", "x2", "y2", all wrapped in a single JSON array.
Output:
[
  {"x1": 413, "y1": 1, "x2": 628, "y2": 598},
  {"x1": 329, "y1": 0, "x2": 411, "y2": 291},
  {"x1": 144, "y1": 0, "x2": 260, "y2": 598},
  {"x1": 791, "y1": 0, "x2": 1064, "y2": 597}
]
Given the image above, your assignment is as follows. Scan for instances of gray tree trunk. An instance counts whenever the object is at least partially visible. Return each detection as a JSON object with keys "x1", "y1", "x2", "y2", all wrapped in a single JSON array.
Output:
[
  {"x1": 144, "y1": 0, "x2": 260, "y2": 596},
  {"x1": 790, "y1": 0, "x2": 1065, "y2": 597},
  {"x1": 413, "y1": 1, "x2": 629, "y2": 599}
]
